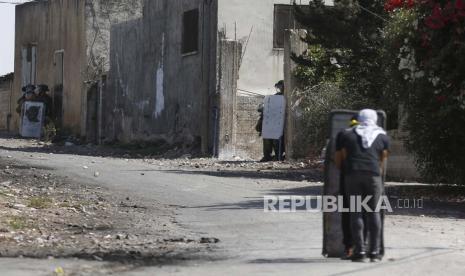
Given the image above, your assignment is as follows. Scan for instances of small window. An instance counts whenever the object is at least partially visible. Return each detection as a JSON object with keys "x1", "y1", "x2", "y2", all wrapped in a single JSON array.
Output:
[
  {"x1": 182, "y1": 9, "x2": 199, "y2": 54},
  {"x1": 273, "y1": 5, "x2": 306, "y2": 49}
]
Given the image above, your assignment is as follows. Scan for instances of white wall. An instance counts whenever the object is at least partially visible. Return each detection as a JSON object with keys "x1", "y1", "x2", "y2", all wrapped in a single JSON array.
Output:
[
  {"x1": 218, "y1": 0, "x2": 333, "y2": 96},
  {"x1": 218, "y1": 0, "x2": 290, "y2": 96}
]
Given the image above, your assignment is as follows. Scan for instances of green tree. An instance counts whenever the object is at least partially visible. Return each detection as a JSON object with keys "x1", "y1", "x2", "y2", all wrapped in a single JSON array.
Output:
[
  {"x1": 384, "y1": 0, "x2": 465, "y2": 184},
  {"x1": 292, "y1": 0, "x2": 398, "y2": 124}
]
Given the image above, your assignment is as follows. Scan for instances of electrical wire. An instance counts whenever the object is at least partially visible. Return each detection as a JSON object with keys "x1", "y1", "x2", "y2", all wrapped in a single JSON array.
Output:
[{"x1": 355, "y1": 2, "x2": 389, "y2": 22}]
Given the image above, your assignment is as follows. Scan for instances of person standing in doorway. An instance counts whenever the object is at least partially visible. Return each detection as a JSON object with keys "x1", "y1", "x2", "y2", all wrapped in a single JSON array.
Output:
[
  {"x1": 335, "y1": 109, "x2": 389, "y2": 262},
  {"x1": 255, "y1": 103, "x2": 273, "y2": 162},
  {"x1": 272, "y1": 80, "x2": 285, "y2": 161},
  {"x1": 256, "y1": 80, "x2": 286, "y2": 162}
]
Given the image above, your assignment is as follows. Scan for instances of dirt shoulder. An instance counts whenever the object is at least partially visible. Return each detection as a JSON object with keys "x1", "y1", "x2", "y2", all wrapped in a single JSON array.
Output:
[{"x1": 0, "y1": 157, "x2": 218, "y2": 266}]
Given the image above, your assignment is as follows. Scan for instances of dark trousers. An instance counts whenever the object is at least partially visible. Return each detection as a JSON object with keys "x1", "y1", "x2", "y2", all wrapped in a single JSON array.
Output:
[
  {"x1": 339, "y1": 174, "x2": 352, "y2": 250},
  {"x1": 273, "y1": 137, "x2": 285, "y2": 161},
  {"x1": 263, "y1": 139, "x2": 274, "y2": 161},
  {"x1": 263, "y1": 137, "x2": 284, "y2": 161},
  {"x1": 345, "y1": 172, "x2": 383, "y2": 254}
]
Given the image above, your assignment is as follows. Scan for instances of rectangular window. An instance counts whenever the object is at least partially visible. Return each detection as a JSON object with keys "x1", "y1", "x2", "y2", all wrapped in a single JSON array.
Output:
[
  {"x1": 21, "y1": 44, "x2": 37, "y2": 86},
  {"x1": 273, "y1": 5, "x2": 306, "y2": 49},
  {"x1": 182, "y1": 9, "x2": 199, "y2": 55}
]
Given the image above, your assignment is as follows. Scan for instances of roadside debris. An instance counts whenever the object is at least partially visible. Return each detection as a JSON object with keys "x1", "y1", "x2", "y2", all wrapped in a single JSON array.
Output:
[{"x1": 0, "y1": 158, "x2": 215, "y2": 262}]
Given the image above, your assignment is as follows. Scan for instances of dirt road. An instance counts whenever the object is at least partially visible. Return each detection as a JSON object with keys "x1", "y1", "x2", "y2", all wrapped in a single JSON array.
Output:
[{"x1": 0, "y1": 136, "x2": 464, "y2": 275}]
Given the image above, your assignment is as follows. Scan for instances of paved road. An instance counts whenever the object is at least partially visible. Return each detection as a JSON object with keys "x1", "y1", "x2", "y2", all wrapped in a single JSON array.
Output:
[{"x1": 0, "y1": 143, "x2": 464, "y2": 275}]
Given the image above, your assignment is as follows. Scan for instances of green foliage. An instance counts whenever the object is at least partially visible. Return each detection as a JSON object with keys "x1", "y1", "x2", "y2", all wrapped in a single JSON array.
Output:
[
  {"x1": 293, "y1": 0, "x2": 396, "y2": 111},
  {"x1": 384, "y1": 2, "x2": 465, "y2": 184},
  {"x1": 406, "y1": 81, "x2": 465, "y2": 184},
  {"x1": 384, "y1": 8, "x2": 418, "y2": 45},
  {"x1": 293, "y1": 45, "x2": 347, "y2": 88},
  {"x1": 292, "y1": 0, "x2": 465, "y2": 184},
  {"x1": 293, "y1": 84, "x2": 375, "y2": 155},
  {"x1": 291, "y1": 0, "x2": 399, "y2": 150}
]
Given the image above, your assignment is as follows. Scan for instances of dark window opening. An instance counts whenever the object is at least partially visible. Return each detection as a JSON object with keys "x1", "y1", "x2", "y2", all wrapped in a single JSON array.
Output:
[
  {"x1": 182, "y1": 9, "x2": 199, "y2": 54},
  {"x1": 21, "y1": 44, "x2": 37, "y2": 86},
  {"x1": 273, "y1": 5, "x2": 306, "y2": 49}
]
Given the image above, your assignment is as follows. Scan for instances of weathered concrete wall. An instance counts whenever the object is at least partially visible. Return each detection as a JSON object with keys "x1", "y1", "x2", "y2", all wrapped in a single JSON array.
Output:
[
  {"x1": 13, "y1": 0, "x2": 143, "y2": 138},
  {"x1": 215, "y1": 38, "x2": 263, "y2": 160},
  {"x1": 105, "y1": 0, "x2": 217, "y2": 150},
  {"x1": 84, "y1": 0, "x2": 143, "y2": 79},
  {"x1": 0, "y1": 74, "x2": 14, "y2": 130},
  {"x1": 387, "y1": 130, "x2": 420, "y2": 181},
  {"x1": 13, "y1": 0, "x2": 87, "y2": 136},
  {"x1": 234, "y1": 94, "x2": 264, "y2": 160},
  {"x1": 215, "y1": 39, "x2": 241, "y2": 159},
  {"x1": 284, "y1": 29, "x2": 309, "y2": 159},
  {"x1": 83, "y1": 0, "x2": 143, "y2": 137}
]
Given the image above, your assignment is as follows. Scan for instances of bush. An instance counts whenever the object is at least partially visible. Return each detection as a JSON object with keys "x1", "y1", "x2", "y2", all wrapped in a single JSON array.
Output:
[
  {"x1": 384, "y1": 1, "x2": 465, "y2": 185},
  {"x1": 292, "y1": 83, "x2": 375, "y2": 156},
  {"x1": 291, "y1": 0, "x2": 397, "y2": 157}
]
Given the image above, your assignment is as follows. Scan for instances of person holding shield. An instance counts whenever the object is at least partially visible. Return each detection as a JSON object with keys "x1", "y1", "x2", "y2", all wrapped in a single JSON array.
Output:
[{"x1": 335, "y1": 109, "x2": 390, "y2": 262}]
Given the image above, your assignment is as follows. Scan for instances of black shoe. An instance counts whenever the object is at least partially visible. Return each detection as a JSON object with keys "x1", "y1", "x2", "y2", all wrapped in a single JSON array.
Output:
[
  {"x1": 351, "y1": 252, "x2": 368, "y2": 263},
  {"x1": 369, "y1": 253, "x2": 382, "y2": 263},
  {"x1": 341, "y1": 247, "x2": 354, "y2": 260},
  {"x1": 260, "y1": 157, "x2": 271, "y2": 162}
]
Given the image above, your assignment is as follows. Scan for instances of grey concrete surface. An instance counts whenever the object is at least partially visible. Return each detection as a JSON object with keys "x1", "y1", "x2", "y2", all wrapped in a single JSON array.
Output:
[{"x1": 0, "y1": 143, "x2": 464, "y2": 275}]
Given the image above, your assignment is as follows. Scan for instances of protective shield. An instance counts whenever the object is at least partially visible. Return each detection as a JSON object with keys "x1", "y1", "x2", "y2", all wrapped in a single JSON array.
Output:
[
  {"x1": 262, "y1": 95, "x2": 286, "y2": 140},
  {"x1": 20, "y1": 101, "x2": 45, "y2": 139},
  {"x1": 323, "y1": 109, "x2": 387, "y2": 258}
]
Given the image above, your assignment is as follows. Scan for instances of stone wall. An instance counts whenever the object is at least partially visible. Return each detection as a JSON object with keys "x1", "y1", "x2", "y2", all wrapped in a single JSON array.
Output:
[{"x1": 234, "y1": 94, "x2": 264, "y2": 160}]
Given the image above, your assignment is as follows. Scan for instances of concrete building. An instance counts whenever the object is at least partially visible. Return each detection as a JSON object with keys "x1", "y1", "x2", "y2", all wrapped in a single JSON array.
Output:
[
  {"x1": 219, "y1": 0, "x2": 303, "y2": 96},
  {"x1": 105, "y1": 0, "x2": 216, "y2": 152},
  {"x1": 106, "y1": 0, "x2": 331, "y2": 158},
  {"x1": 12, "y1": 0, "x2": 143, "y2": 139},
  {"x1": 0, "y1": 73, "x2": 14, "y2": 131}
]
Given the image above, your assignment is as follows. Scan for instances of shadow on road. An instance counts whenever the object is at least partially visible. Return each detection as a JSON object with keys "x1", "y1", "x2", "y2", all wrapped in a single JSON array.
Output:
[
  {"x1": 183, "y1": 185, "x2": 323, "y2": 211},
  {"x1": 181, "y1": 180, "x2": 465, "y2": 218},
  {"x1": 328, "y1": 248, "x2": 457, "y2": 276},
  {"x1": 160, "y1": 169, "x2": 322, "y2": 182},
  {"x1": 249, "y1": 257, "x2": 344, "y2": 264}
]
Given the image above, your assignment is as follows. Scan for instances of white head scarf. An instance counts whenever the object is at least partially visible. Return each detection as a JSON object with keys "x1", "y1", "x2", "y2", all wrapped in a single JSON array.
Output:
[{"x1": 355, "y1": 109, "x2": 386, "y2": 149}]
